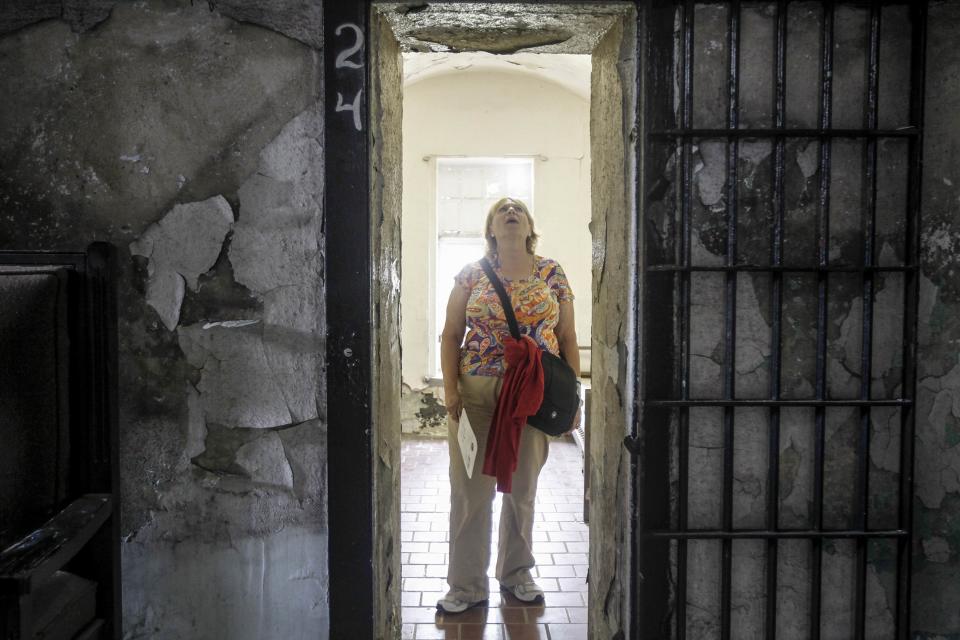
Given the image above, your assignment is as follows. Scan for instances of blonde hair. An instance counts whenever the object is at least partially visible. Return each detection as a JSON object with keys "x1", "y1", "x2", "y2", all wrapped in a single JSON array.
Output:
[{"x1": 483, "y1": 197, "x2": 539, "y2": 257}]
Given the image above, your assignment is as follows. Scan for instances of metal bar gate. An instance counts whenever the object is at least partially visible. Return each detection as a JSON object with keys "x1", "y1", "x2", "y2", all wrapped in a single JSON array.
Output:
[{"x1": 635, "y1": 1, "x2": 926, "y2": 638}]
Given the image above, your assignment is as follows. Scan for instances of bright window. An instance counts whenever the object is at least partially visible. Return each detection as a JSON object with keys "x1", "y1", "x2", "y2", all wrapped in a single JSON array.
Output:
[{"x1": 434, "y1": 157, "x2": 534, "y2": 376}]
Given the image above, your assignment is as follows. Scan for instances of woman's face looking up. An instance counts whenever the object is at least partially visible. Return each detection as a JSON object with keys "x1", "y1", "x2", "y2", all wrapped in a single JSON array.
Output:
[{"x1": 490, "y1": 199, "x2": 532, "y2": 244}]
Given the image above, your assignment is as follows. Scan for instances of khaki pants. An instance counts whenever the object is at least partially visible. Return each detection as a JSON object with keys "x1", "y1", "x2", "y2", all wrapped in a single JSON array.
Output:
[{"x1": 445, "y1": 374, "x2": 550, "y2": 602}]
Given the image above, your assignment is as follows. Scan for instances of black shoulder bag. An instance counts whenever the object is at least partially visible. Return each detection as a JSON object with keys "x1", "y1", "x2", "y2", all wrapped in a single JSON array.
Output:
[{"x1": 480, "y1": 257, "x2": 580, "y2": 436}]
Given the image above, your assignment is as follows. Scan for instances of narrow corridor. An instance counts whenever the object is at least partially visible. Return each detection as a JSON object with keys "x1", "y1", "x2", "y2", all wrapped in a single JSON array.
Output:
[{"x1": 401, "y1": 436, "x2": 589, "y2": 640}]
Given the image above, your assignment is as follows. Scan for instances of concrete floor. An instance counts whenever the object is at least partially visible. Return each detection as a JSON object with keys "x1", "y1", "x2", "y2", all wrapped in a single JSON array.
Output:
[{"x1": 400, "y1": 435, "x2": 589, "y2": 640}]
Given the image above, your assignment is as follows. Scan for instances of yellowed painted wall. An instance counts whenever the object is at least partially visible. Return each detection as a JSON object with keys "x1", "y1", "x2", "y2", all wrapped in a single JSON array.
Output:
[{"x1": 401, "y1": 67, "x2": 592, "y2": 388}]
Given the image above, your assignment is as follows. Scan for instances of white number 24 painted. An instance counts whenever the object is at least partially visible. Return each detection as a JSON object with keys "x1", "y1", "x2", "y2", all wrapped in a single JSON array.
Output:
[
  {"x1": 335, "y1": 22, "x2": 364, "y2": 131},
  {"x1": 335, "y1": 23, "x2": 364, "y2": 70},
  {"x1": 336, "y1": 89, "x2": 363, "y2": 132}
]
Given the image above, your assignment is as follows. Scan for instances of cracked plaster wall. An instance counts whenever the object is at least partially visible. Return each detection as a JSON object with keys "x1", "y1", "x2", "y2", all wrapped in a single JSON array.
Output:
[
  {"x1": 0, "y1": 2, "x2": 327, "y2": 638},
  {"x1": 913, "y1": 2, "x2": 960, "y2": 637}
]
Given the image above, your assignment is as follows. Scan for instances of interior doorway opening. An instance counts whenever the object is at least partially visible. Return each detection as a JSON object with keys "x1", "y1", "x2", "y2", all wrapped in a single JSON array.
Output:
[
  {"x1": 368, "y1": 3, "x2": 639, "y2": 638},
  {"x1": 398, "y1": 49, "x2": 594, "y2": 638}
]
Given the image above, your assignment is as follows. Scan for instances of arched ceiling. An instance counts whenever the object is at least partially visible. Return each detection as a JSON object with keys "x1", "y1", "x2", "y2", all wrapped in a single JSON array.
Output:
[{"x1": 403, "y1": 52, "x2": 592, "y2": 100}]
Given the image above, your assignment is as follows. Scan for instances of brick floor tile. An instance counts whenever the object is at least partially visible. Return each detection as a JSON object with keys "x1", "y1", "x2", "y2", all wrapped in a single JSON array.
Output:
[
  {"x1": 404, "y1": 607, "x2": 442, "y2": 623},
  {"x1": 557, "y1": 577, "x2": 588, "y2": 592},
  {"x1": 566, "y1": 608, "x2": 588, "y2": 623},
  {"x1": 407, "y1": 503, "x2": 439, "y2": 512},
  {"x1": 552, "y1": 554, "x2": 588, "y2": 565},
  {"x1": 418, "y1": 512, "x2": 448, "y2": 521},
  {"x1": 421, "y1": 591, "x2": 447, "y2": 606},
  {"x1": 485, "y1": 607, "x2": 527, "y2": 624},
  {"x1": 402, "y1": 622, "x2": 416, "y2": 639},
  {"x1": 573, "y1": 565, "x2": 588, "y2": 578},
  {"x1": 536, "y1": 566, "x2": 575, "y2": 578},
  {"x1": 501, "y1": 623, "x2": 549, "y2": 639},
  {"x1": 404, "y1": 564, "x2": 426, "y2": 577},
  {"x1": 524, "y1": 606, "x2": 569, "y2": 624},
  {"x1": 541, "y1": 512, "x2": 577, "y2": 522},
  {"x1": 541, "y1": 592, "x2": 585, "y2": 607},
  {"x1": 459, "y1": 623, "x2": 506, "y2": 639},
  {"x1": 531, "y1": 542, "x2": 567, "y2": 554},
  {"x1": 404, "y1": 578, "x2": 447, "y2": 592},
  {"x1": 402, "y1": 437, "x2": 587, "y2": 640},
  {"x1": 447, "y1": 606, "x2": 494, "y2": 624},
  {"x1": 410, "y1": 552, "x2": 447, "y2": 564},
  {"x1": 547, "y1": 531, "x2": 585, "y2": 542},
  {"x1": 414, "y1": 622, "x2": 459, "y2": 639},
  {"x1": 553, "y1": 504, "x2": 584, "y2": 514},
  {"x1": 414, "y1": 531, "x2": 448, "y2": 542},
  {"x1": 532, "y1": 578, "x2": 558, "y2": 592},
  {"x1": 546, "y1": 623, "x2": 588, "y2": 640}
]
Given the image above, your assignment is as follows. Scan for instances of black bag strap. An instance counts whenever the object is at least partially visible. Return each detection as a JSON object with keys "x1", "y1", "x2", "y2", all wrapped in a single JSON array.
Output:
[{"x1": 480, "y1": 257, "x2": 521, "y2": 340}]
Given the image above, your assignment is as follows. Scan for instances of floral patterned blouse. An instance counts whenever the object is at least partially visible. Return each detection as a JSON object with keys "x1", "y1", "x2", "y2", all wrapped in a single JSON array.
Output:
[{"x1": 455, "y1": 255, "x2": 574, "y2": 377}]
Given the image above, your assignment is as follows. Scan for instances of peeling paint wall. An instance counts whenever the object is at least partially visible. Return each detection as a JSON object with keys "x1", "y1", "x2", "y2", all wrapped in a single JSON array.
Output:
[
  {"x1": 913, "y1": 2, "x2": 960, "y2": 636},
  {"x1": 0, "y1": 2, "x2": 327, "y2": 638}
]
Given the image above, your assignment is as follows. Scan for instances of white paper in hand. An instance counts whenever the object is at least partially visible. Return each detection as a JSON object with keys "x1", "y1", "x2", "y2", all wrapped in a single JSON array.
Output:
[{"x1": 456, "y1": 411, "x2": 478, "y2": 479}]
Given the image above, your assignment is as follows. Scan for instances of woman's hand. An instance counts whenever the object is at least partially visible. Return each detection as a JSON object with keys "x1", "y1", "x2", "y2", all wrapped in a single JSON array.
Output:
[
  {"x1": 440, "y1": 284, "x2": 469, "y2": 421},
  {"x1": 563, "y1": 405, "x2": 582, "y2": 436},
  {"x1": 445, "y1": 387, "x2": 463, "y2": 420}
]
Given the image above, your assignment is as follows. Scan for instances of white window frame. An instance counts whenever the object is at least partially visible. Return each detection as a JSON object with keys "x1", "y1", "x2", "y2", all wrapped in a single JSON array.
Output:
[{"x1": 430, "y1": 156, "x2": 535, "y2": 379}]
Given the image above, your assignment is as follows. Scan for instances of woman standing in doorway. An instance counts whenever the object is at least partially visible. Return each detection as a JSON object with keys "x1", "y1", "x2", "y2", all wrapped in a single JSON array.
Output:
[{"x1": 437, "y1": 197, "x2": 581, "y2": 614}]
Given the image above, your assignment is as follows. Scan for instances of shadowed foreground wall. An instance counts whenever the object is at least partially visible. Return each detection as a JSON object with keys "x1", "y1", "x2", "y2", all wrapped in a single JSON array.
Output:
[
  {"x1": 0, "y1": 3, "x2": 328, "y2": 638},
  {"x1": 1, "y1": 1, "x2": 960, "y2": 638}
]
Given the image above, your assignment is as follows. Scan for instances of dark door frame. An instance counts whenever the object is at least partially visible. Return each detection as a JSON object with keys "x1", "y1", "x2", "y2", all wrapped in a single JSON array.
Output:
[
  {"x1": 323, "y1": 2, "x2": 375, "y2": 638},
  {"x1": 323, "y1": 2, "x2": 643, "y2": 637}
]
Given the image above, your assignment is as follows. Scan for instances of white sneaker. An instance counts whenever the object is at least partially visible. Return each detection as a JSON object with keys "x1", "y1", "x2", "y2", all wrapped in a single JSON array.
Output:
[
  {"x1": 500, "y1": 581, "x2": 545, "y2": 603},
  {"x1": 436, "y1": 594, "x2": 487, "y2": 614}
]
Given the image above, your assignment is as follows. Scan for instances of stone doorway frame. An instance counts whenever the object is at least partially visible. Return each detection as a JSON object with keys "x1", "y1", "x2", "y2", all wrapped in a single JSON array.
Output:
[{"x1": 324, "y1": 3, "x2": 644, "y2": 638}]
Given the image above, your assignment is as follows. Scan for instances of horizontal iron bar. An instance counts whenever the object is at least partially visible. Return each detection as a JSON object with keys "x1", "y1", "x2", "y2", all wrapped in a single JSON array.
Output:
[
  {"x1": 645, "y1": 399, "x2": 910, "y2": 408},
  {"x1": 644, "y1": 529, "x2": 909, "y2": 540},
  {"x1": 650, "y1": 127, "x2": 918, "y2": 139},
  {"x1": 646, "y1": 264, "x2": 914, "y2": 273}
]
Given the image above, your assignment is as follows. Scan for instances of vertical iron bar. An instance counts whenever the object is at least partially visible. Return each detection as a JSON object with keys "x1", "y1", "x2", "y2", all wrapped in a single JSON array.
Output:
[
  {"x1": 811, "y1": 4, "x2": 835, "y2": 639},
  {"x1": 677, "y1": 3, "x2": 695, "y2": 638},
  {"x1": 854, "y1": 6, "x2": 882, "y2": 639},
  {"x1": 721, "y1": 4, "x2": 741, "y2": 639},
  {"x1": 766, "y1": 3, "x2": 788, "y2": 638},
  {"x1": 896, "y1": 3, "x2": 926, "y2": 638}
]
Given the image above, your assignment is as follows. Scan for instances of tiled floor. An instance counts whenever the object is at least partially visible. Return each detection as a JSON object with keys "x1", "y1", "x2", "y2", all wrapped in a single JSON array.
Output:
[{"x1": 401, "y1": 435, "x2": 589, "y2": 640}]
